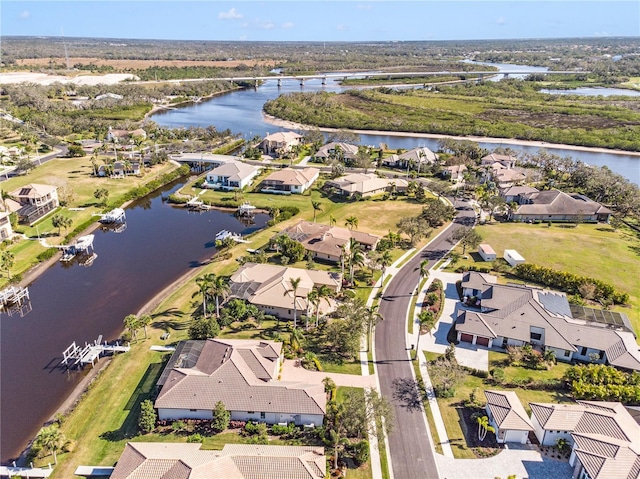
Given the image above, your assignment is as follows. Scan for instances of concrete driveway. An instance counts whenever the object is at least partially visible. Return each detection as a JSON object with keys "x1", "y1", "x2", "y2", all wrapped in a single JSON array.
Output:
[
  {"x1": 280, "y1": 358, "x2": 377, "y2": 388},
  {"x1": 436, "y1": 443, "x2": 572, "y2": 479},
  {"x1": 420, "y1": 271, "x2": 489, "y2": 371}
]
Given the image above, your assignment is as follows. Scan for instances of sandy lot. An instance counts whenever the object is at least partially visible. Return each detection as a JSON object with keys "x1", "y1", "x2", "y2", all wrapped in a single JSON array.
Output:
[
  {"x1": 17, "y1": 57, "x2": 273, "y2": 69},
  {"x1": 0, "y1": 72, "x2": 138, "y2": 85}
]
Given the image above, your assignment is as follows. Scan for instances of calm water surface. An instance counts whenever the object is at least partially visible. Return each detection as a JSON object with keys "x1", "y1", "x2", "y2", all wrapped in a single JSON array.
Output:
[
  {"x1": 152, "y1": 66, "x2": 639, "y2": 185},
  {"x1": 0, "y1": 181, "x2": 268, "y2": 461}
]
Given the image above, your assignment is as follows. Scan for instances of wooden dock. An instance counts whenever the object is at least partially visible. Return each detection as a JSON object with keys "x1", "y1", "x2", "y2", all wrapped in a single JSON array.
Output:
[{"x1": 61, "y1": 335, "x2": 130, "y2": 368}]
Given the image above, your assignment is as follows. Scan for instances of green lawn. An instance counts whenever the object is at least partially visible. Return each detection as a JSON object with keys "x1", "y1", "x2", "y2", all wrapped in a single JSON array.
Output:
[
  {"x1": 488, "y1": 350, "x2": 572, "y2": 382},
  {"x1": 448, "y1": 222, "x2": 640, "y2": 336},
  {"x1": 428, "y1": 358, "x2": 574, "y2": 459}
]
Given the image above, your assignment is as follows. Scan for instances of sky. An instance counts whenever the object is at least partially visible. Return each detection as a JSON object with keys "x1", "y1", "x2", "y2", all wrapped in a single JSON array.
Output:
[{"x1": 1, "y1": 0, "x2": 639, "y2": 42}]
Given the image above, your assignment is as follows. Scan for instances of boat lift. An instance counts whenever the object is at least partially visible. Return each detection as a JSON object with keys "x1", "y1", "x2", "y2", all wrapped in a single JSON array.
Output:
[{"x1": 61, "y1": 335, "x2": 130, "y2": 369}]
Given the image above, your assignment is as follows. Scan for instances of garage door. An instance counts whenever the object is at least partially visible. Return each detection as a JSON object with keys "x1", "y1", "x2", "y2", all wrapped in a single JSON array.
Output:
[
  {"x1": 460, "y1": 333, "x2": 474, "y2": 343},
  {"x1": 476, "y1": 337, "x2": 490, "y2": 347}
]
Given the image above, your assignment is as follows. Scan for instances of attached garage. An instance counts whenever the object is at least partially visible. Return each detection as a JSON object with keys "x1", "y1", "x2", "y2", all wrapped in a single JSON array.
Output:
[
  {"x1": 476, "y1": 336, "x2": 490, "y2": 347},
  {"x1": 460, "y1": 333, "x2": 474, "y2": 343}
]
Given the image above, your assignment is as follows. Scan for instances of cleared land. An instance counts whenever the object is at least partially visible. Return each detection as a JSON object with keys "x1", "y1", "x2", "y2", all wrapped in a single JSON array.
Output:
[
  {"x1": 16, "y1": 58, "x2": 273, "y2": 69},
  {"x1": 449, "y1": 222, "x2": 640, "y2": 336}
]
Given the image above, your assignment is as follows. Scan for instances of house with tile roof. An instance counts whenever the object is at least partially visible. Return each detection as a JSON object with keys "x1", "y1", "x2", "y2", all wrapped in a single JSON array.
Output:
[
  {"x1": 528, "y1": 401, "x2": 640, "y2": 479},
  {"x1": 110, "y1": 442, "x2": 326, "y2": 479},
  {"x1": 259, "y1": 131, "x2": 303, "y2": 156},
  {"x1": 484, "y1": 390, "x2": 534, "y2": 444},
  {"x1": 455, "y1": 273, "x2": 640, "y2": 371},
  {"x1": 155, "y1": 338, "x2": 326, "y2": 425},
  {"x1": 278, "y1": 220, "x2": 379, "y2": 263},
  {"x1": 325, "y1": 172, "x2": 408, "y2": 198},
  {"x1": 509, "y1": 189, "x2": 612, "y2": 223},
  {"x1": 382, "y1": 147, "x2": 437, "y2": 169},
  {"x1": 262, "y1": 167, "x2": 320, "y2": 194},
  {"x1": 205, "y1": 160, "x2": 261, "y2": 191},
  {"x1": 229, "y1": 262, "x2": 341, "y2": 320},
  {"x1": 9, "y1": 183, "x2": 59, "y2": 225},
  {"x1": 313, "y1": 142, "x2": 358, "y2": 163},
  {"x1": 442, "y1": 164, "x2": 468, "y2": 182}
]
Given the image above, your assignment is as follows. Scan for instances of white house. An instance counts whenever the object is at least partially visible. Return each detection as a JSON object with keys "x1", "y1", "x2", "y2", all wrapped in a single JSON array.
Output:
[
  {"x1": 504, "y1": 249, "x2": 525, "y2": 267},
  {"x1": 325, "y1": 173, "x2": 408, "y2": 198},
  {"x1": 205, "y1": 160, "x2": 260, "y2": 190},
  {"x1": 478, "y1": 244, "x2": 496, "y2": 262},
  {"x1": 460, "y1": 271, "x2": 497, "y2": 299},
  {"x1": 484, "y1": 390, "x2": 534, "y2": 444},
  {"x1": 259, "y1": 131, "x2": 303, "y2": 156},
  {"x1": 313, "y1": 142, "x2": 358, "y2": 163},
  {"x1": 0, "y1": 210, "x2": 13, "y2": 240},
  {"x1": 9, "y1": 183, "x2": 59, "y2": 225},
  {"x1": 155, "y1": 339, "x2": 326, "y2": 426},
  {"x1": 529, "y1": 402, "x2": 586, "y2": 446},
  {"x1": 261, "y1": 167, "x2": 320, "y2": 194}
]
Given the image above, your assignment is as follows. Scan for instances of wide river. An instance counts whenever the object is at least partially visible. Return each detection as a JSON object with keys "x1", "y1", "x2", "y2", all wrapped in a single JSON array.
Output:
[
  {"x1": 152, "y1": 67, "x2": 640, "y2": 185},
  {"x1": 0, "y1": 182, "x2": 268, "y2": 461}
]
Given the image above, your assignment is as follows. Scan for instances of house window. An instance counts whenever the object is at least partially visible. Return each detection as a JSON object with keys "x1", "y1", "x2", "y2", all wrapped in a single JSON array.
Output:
[
  {"x1": 581, "y1": 347, "x2": 588, "y2": 356},
  {"x1": 564, "y1": 350, "x2": 571, "y2": 357},
  {"x1": 260, "y1": 412, "x2": 266, "y2": 419},
  {"x1": 190, "y1": 409, "x2": 197, "y2": 412},
  {"x1": 248, "y1": 411, "x2": 255, "y2": 414},
  {"x1": 530, "y1": 332, "x2": 542, "y2": 341}
]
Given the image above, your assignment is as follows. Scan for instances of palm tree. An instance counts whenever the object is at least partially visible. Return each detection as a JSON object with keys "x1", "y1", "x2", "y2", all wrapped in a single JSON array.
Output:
[
  {"x1": 285, "y1": 277, "x2": 302, "y2": 329},
  {"x1": 309, "y1": 284, "x2": 333, "y2": 328},
  {"x1": 139, "y1": 314, "x2": 152, "y2": 339},
  {"x1": 311, "y1": 200, "x2": 323, "y2": 222},
  {"x1": 210, "y1": 275, "x2": 230, "y2": 318},
  {"x1": 307, "y1": 289, "x2": 319, "y2": 331},
  {"x1": 347, "y1": 239, "x2": 365, "y2": 284},
  {"x1": 418, "y1": 259, "x2": 430, "y2": 284},
  {"x1": 364, "y1": 305, "x2": 382, "y2": 351},
  {"x1": 329, "y1": 214, "x2": 336, "y2": 226},
  {"x1": 377, "y1": 249, "x2": 393, "y2": 286},
  {"x1": 194, "y1": 273, "x2": 214, "y2": 318},
  {"x1": 124, "y1": 314, "x2": 140, "y2": 341},
  {"x1": 345, "y1": 216, "x2": 359, "y2": 230},
  {"x1": 339, "y1": 243, "x2": 347, "y2": 279},
  {"x1": 476, "y1": 415, "x2": 495, "y2": 441},
  {"x1": 415, "y1": 310, "x2": 435, "y2": 359},
  {"x1": 35, "y1": 424, "x2": 65, "y2": 464}
]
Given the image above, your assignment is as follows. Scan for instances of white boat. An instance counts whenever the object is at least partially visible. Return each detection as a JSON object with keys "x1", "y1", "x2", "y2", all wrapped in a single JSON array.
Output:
[
  {"x1": 237, "y1": 202, "x2": 256, "y2": 216},
  {"x1": 100, "y1": 208, "x2": 126, "y2": 223},
  {"x1": 74, "y1": 234, "x2": 95, "y2": 252}
]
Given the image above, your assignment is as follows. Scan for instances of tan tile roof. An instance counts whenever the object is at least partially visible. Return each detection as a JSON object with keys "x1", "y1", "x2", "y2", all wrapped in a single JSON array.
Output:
[
  {"x1": 481, "y1": 153, "x2": 517, "y2": 166},
  {"x1": 398, "y1": 147, "x2": 437, "y2": 163},
  {"x1": 155, "y1": 339, "x2": 325, "y2": 416},
  {"x1": 263, "y1": 132, "x2": 303, "y2": 143},
  {"x1": 263, "y1": 168, "x2": 319, "y2": 187},
  {"x1": 230, "y1": 262, "x2": 341, "y2": 313},
  {"x1": 314, "y1": 142, "x2": 359, "y2": 159},
  {"x1": 280, "y1": 220, "x2": 380, "y2": 256},
  {"x1": 484, "y1": 390, "x2": 534, "y2": 431},
  {"x1": 326, "y1": 173, "x2": 408, "y2": 196},
  {"x1": 111, "y1": 443, "x2": 325, "y2": 479},
  {"x1": 461, "y1": 271, "x2": 497, "y2": 293}
]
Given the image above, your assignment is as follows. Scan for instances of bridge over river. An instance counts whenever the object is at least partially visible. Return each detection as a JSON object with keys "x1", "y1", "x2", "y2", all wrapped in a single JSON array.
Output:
[{"x1": 139, "y1": 69, "x2": 586, "y2": 86}]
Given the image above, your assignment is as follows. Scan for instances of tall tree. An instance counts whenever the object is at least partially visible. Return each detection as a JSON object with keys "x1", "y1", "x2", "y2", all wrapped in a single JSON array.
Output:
[
  {"x1": 285, "y1": 277, "x2": 302, "y2": 329},
  {"x1": 345, "y1": 216, "x2": 359, "y2": 230},
  {"x1": 364, "y1": 305, "x2": 383, "y2": 352},
  {"x1": 123, "y1": 314, "x2": 140, "y2": 341},
  {"x1": 347, "y1": 238, "x2": 365, "y2": 284},
  {"x1": 35, "y1": 424, "x2": 65, "y2": 464},
  {"x1": 0, "y1": 250, "x2": 14, "y2": 280},
  {"x1": 210, "y1": 275, "x2": 230, "y2": 318},
  {"x1": 194, "y1": 273, "x2": 214, "y2": 318},
  {"x1": 309, "y1": 284, "x2": 333, "y2": 328},
  {"x1": 139, "y1": 314, "x2": 152, "y2": 339},
  {"x1": 311, "y1": 200, "x2": 323, "y2": 222},
  {"x1": 451, "y1": 227, "x2": 483, "y2": 254},
  {"x1": 415, "y1": 310, "x2": 436, "y2": 359}
]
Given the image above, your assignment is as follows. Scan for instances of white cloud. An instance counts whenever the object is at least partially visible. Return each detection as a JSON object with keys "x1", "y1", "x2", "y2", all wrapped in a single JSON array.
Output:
[
  {"x1": 357, "y1": 4, "x2": 372, "y2": 10},
  {"x1": 19, "y1": 10, "x2": 31, "y2": 20},
  {"x1": 282, "y1": 22, "x2": 294, "y2": 29},
  {"x1": 218, "y1": 8, "x2": 243, "y2": 20},
  {"x1": 260, "y1": 22, "x2": 276, "y2": 30},
  {"x1": 496, "y1": 16, "x2": 506, "y2": 25},
  {"x1": 336, "y1": 24, "x2": 348, "y2": 31}
]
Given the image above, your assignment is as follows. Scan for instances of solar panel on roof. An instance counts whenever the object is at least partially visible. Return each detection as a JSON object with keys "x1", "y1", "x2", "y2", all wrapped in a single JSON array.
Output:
[{"x1": 569, "y1": 304, "x2": 631, "y2": 332}]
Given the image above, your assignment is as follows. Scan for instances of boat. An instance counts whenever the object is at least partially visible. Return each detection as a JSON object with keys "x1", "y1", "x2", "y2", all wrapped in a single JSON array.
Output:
[
  {"x1": 236, "y1": 202, "x2": 257, "y2": 217},
  {"x1": 215, "y1": 230, "x2": 248, "y2": 243}
]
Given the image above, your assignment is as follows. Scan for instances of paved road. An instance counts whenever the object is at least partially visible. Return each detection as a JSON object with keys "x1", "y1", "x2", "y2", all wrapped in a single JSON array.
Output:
[{"x1": 375, "y1": 198, "x2": 475, "y2": 479}]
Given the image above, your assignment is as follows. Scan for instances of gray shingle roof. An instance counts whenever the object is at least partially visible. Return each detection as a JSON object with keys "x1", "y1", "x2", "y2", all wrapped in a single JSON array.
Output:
[{"x1": 484, "y1": 390, "x2": 534, "y2": 431}]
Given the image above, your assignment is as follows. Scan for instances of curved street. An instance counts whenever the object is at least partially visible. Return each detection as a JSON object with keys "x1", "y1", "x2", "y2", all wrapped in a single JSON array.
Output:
[{"x1": 375, "y1": 197, "x2": 475, "y2": 479}]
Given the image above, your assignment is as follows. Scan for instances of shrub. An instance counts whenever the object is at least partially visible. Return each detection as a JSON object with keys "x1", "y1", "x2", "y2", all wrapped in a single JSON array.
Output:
[
  {"x1": 37, "y1": 248, "x2": 58, "y2": 262},
  {"x1": 491, "y1": 367, "x2": 505, "y2": 384},
  {"x1": 211, "y1": 400, "x2": 230, "y2": 433},
  {"x1": 352, "y1": 440, "x2": 370, "y2": 466},
  {"x1": 244, "y1": 421, "x2": 268, "y2": 437},
  {"x1": 172, "y1": 420, "x2": 188, "y2": 434},
  {"x1": 187, "y1": 433, "x2": 204, "y2": 443},
  {"x1": 138, "y1": 399, "x2": 157, "y2": 433}
]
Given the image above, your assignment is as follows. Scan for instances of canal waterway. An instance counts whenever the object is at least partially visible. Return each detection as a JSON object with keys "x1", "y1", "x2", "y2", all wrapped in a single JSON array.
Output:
[
  {"x1": 151, "y1": 67, "x2": 640, "y2": 185},
  {"x1": 0, "y1": 180, "x2": 268, "y2": 462}
]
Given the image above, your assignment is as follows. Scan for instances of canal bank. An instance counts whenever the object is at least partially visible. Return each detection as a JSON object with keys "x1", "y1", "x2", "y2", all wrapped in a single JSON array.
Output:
[{"x1": 0, "y1": 176, "x2": 270, "y2": 462}]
